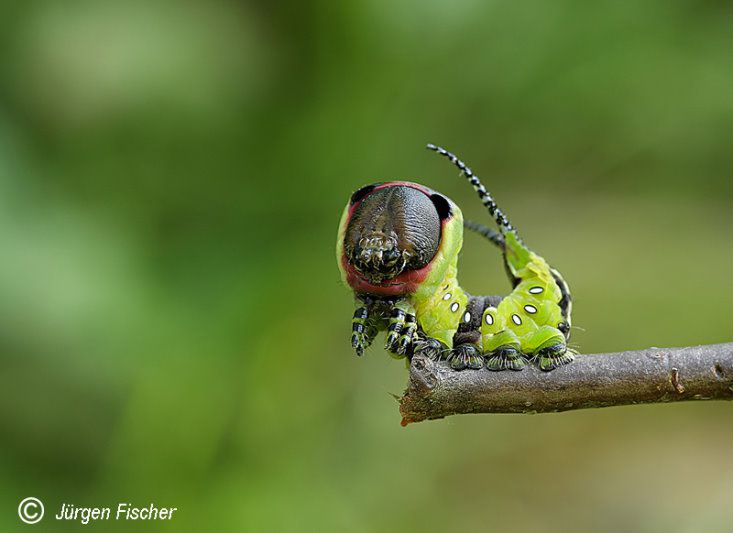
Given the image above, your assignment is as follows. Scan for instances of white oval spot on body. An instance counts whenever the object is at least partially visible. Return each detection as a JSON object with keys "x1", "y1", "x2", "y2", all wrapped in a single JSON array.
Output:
[
  {"x1": 524, "y1": 304, "x2": 537, "y2": 314},
  {"x1": 485, "y1": 313, "x2": 494, "y2": 326},
  {"x1": 529, "y1": 286, "x2": 543, "y2": 294},
  {"x1": 450, "y1": 302, "x2": 459, "y2": 313},
  {"x1": 443, "y1": 293, "x2": 452, "y2": 300},
  {"x1": 463, "y1": 312, "x2": 471, "y2": 323},
  {"x1": 512, "y1": 314, "x2": 522, "y2": 326}
]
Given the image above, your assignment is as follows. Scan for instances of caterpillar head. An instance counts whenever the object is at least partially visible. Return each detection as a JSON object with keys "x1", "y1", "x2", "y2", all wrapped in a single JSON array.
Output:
[{"x1": 337, "y1": 182, "x2": 461, "y2": 296}]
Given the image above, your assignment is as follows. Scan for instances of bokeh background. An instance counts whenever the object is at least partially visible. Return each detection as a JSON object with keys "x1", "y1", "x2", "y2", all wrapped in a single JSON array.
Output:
[{"x1": 1, "y1": 1, "x2": 732, "y2": 531}]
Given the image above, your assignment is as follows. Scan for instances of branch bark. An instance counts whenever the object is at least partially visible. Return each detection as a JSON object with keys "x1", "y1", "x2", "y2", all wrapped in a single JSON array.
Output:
[{"x1": 400, "y1": 342, "x2": 733, "y2": 425}]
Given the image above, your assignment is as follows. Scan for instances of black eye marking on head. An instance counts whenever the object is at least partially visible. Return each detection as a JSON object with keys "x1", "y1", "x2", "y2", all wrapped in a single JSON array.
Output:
[
  {"x1": 430, "y1": 193, "x2": 452, "y2": 220},
  {"x1": 350, "y1": 184, "x2": 379, "y2": 205}
]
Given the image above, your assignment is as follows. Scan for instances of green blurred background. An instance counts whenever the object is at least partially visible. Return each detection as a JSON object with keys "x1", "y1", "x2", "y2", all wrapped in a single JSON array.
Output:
[{"x1": 1, "y1": 1, "x2": 731, "y2": 531}]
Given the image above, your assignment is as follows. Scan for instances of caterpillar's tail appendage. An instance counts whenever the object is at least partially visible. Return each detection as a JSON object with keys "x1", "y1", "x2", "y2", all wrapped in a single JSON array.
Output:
[
  {"x1": 428, "y1": 143, "x2": 532, "y2": 275},
  {"x1": 426, "y1": 143, "x2": 516, "y2": 237},
  {"x1": 464, "y1": 220, "x2": 505, "y2": 249}
]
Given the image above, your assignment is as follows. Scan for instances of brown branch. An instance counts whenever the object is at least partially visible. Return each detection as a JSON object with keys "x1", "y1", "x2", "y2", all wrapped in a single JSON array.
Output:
[{"x1": 400, "y1": 342, "x2": 733, "y2": 425}]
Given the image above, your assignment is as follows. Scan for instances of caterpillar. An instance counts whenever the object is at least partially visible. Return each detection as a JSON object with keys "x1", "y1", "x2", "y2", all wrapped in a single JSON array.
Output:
[{"x1": 336, "y1": 144, "x2": 573, "y2": 371}]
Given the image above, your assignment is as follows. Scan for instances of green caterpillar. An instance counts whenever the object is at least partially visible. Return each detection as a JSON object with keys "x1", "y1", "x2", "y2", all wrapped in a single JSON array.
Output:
[{"x1": 336, "y1": 144, "x2": 573, "y2": 371}]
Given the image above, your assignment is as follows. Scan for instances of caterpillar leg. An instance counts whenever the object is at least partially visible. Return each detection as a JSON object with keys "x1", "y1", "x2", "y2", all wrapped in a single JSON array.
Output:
[
  {"x1": 525, "y1": 325, "x2": 574, "y2": 371},
  {"x1": 534, "y1": 343, "x2": 573, "y2": 371},
  {"x1": 446, "y1": 343, "x2": 484, "y2": 371},
  {"x1": 351, "y1": 304, "x2": 377, "y2": 356},
  {"x1": 483, "y1": 329, "x2": 527, "y2": 371},
  {"x1": 384, "y1": 302, "x2": 418, "y2": 357},
  {"x1": 412, "y1": 334, "x2": 447, "y2": 361}
]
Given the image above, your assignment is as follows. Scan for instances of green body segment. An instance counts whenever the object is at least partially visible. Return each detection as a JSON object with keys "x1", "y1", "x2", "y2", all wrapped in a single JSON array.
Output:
[
  {"x1": 409, "y1": 209, "x2": 468, "y2": 348},
  {"x1": 406, "y1": 221, "x2": 568, "y2": 358},
  {"x1": 412, "y1": 261, "x2": 467, "y2": 348},
  {"x1": 479, "y1": 230, "x2": 567, "y2": 356}
]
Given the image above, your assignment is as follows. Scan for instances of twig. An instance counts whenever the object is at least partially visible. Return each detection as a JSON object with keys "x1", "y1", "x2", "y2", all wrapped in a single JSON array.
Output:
[{"x1": 399, "y1": 342, "x2": 733, "y2": 425}]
